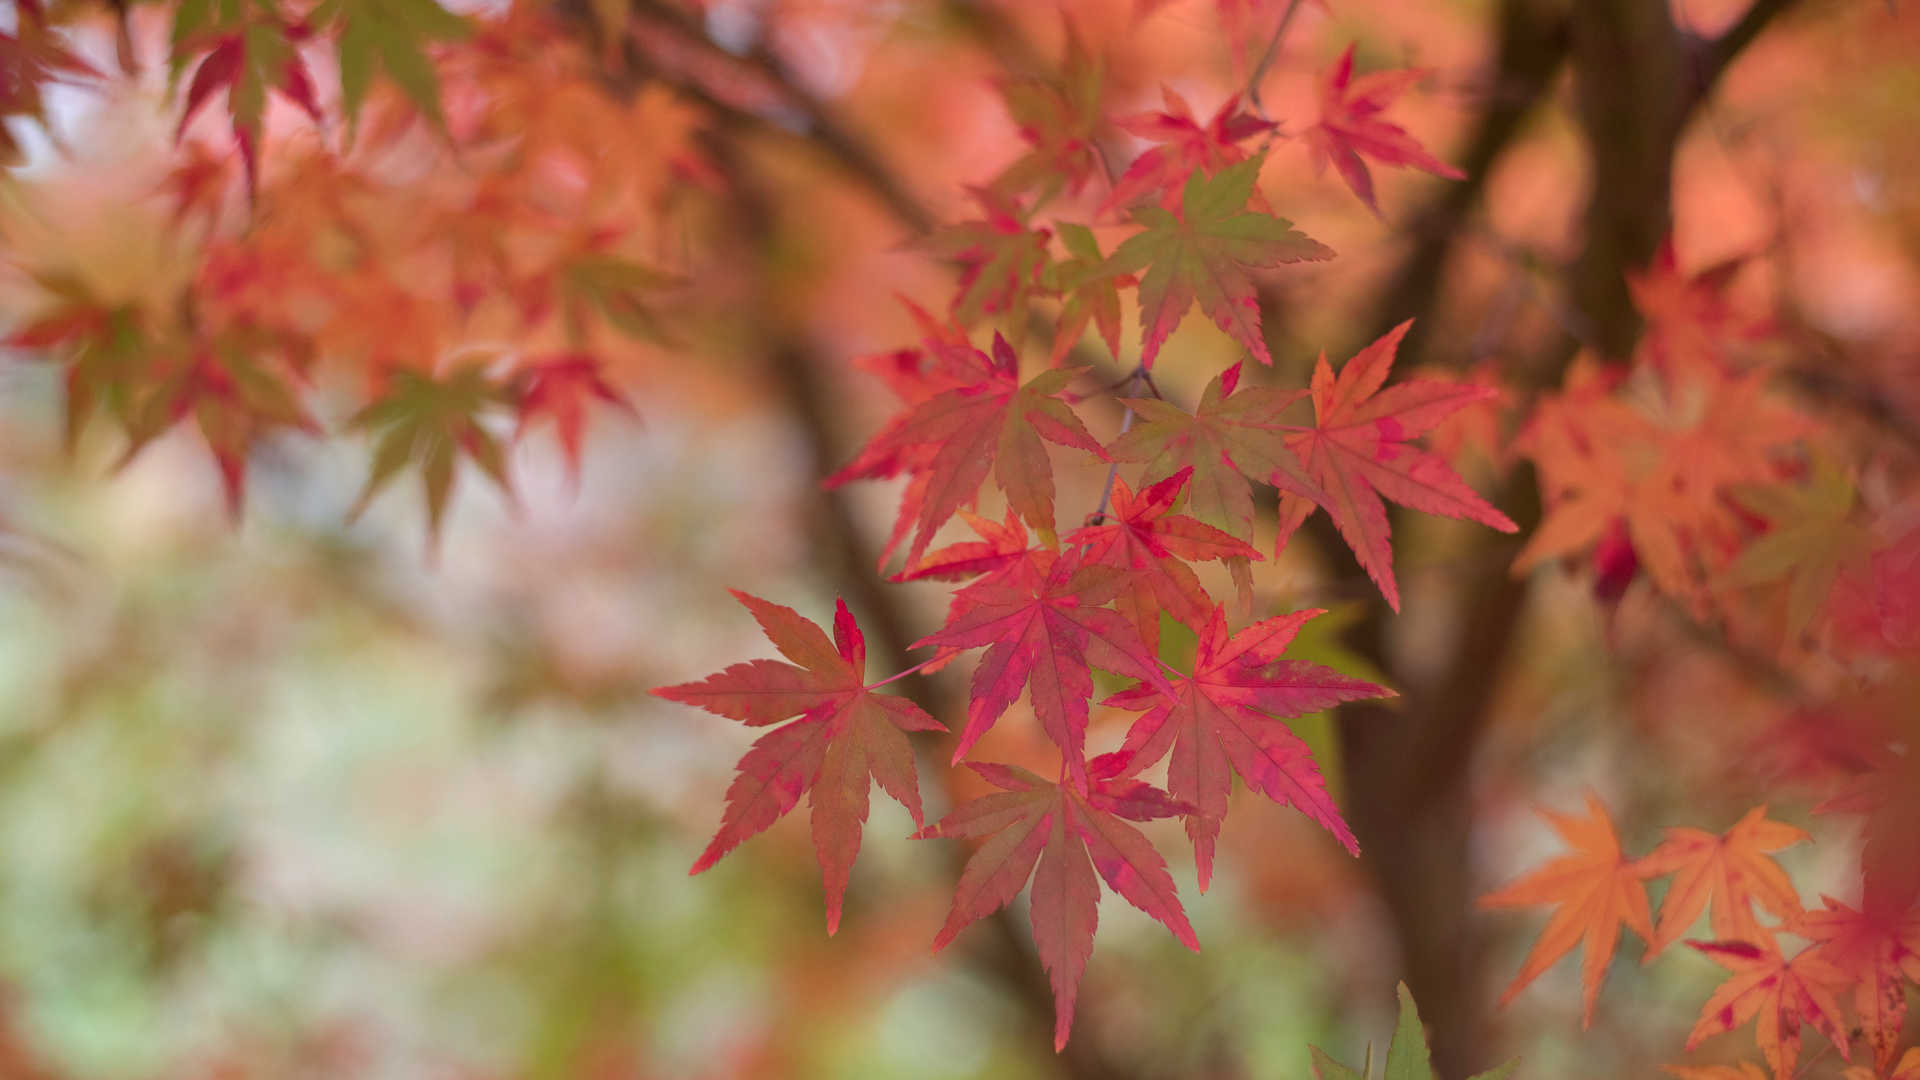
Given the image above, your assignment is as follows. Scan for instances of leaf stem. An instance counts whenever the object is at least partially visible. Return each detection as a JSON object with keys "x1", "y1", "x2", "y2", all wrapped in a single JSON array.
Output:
[
  {"x1": 1086, "y1": 364, "x2": 1161, "y2": 526},
  {"x1": 1247, "y1": 0, "x2": 1309, "y2": 122},
  {"x1": 869, "y1": 655, "x2": 940, "y2": 690}
]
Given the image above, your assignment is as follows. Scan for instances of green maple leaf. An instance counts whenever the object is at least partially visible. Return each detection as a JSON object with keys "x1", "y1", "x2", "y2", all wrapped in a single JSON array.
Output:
[
  {"x1": 560, "y1": 254, "x2": 681, "y2": 344},
  {"x1": 311, "y1": 0, "x2": 470, "y2": 139},
  {"x1": 1101, "y1": 154, "x2": 1333, "y2": 368},
  {"x1": 1106, "y1": 360, "x2": 1325, "y2": 543},
  {"x1": 1310, "y1": 983, "x2": 1518, "y2": 1080},
  {"x1": 1045, "y1": 223, "x2": 1125, "y2": 364},
  {"x1": 1728, "y1": 454, "x2": 1869, "y2": 638},
  {"x1": 347, "y1": 364, "x2": 514, "y2": 546}
]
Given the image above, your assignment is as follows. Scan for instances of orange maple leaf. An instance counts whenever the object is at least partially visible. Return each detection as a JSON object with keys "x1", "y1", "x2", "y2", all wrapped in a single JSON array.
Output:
[
  {"x1": 1684, "y1": 939, "x2": 1851, "y2": 1080},
  {"x1": 1514, "y1": 359, "x2": 1807, "y2": 615},
  {"x1": 1479, "y1": 793, "x2": 1657, "y2": 1026},
  {"x1": 1634, "y1": 806, "x2": 1808, "y2": 960}
]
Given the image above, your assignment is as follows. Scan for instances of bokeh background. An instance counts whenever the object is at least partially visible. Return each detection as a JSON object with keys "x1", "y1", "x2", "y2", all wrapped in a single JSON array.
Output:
[{"x1": 1, "y1": 0, "x2": 1917, "y2": 1077}]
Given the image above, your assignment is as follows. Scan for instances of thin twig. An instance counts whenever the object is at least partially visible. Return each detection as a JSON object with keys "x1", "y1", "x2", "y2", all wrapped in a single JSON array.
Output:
[
  {"x1": 1087, "y1": 366, "x2": 1153, "y2": 525},
  {"x1": 1246, "y1": 0, "x2": 1309, "y2": 121}
]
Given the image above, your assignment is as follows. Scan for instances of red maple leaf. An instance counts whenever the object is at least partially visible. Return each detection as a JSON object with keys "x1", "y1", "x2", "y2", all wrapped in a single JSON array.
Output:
[
  {"x1": 989, "y1": 22, "x2": 1106, "y2": 203},
  {"x1": 120, "y1": 333, "x2": 320, "y2": 516},
  {"x1": 1104, "y1": 88, "x2": 1273, "y2": 214},
  {"x1": 1796, "y1": 895, "x2": 1920, "y2": 1072},
  {"x1": 652, "y1": 592, "x2": 945, "y2": 934},
  {"x1": 916, "y1": 756, "x2": 1198, "y2": 1050},
  {"x1": 0, "y1": 5, "x2": 101, "y2": 165},
  {"x1": 173, "y1": 12, "x2": 325, "y2": 193},
  {"x1": 509, "y1": 352, "x2": 638, "y2": 485},
  {"x1": 1303, "y1": 44, "x2": 1464, "y2": 215},
  {"x1": 925, "y1": 190, "x2": 1053, "y2": 330},
  {"x1": 1684, "y1": 939, "x2": 1851, "y2": 1080},
  {"x1": 1104, "y1": 607, "x2": 1392, "y2": 889},
  {"x1": 894, "y1": 509, "x2": 1030, "y2": 584},
  {"x1": 912, "y1": 548, "x2": 1171, "y2": 789},
  {"x1": 851, "y1": 296, "x2": 977, "y2": 405},
  {"x1": 1275, "y1": 321, "x2": 1518, "y2": 611},
  {"x1": 1067, "y1": 466, "x2": 1262, "y2": 653},
  {"x1": 0, "y1": 272, "x2": 145, "y2": 451},
  {"x1": 826, "y1": 333, "x2": 1107, "y2": 566}
]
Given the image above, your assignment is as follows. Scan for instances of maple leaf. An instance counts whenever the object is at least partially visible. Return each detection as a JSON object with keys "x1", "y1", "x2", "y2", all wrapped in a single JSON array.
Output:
[
  {"x1": 1303, "y1": 44, "x2": 1464, "y2": 215},
  {"x1": 925, "y1": 190, "x2": 1053, "y2": 331},
  {"x1": 1816, "y1": 700, "x2": 1920, "y2": 908},
  {"x1": 1, "y1": 272, "x2": 146, "y2": 451},
  {"x1": 1045, "y1": 223, "x2": 1128, "y2": 365},
  {"x1": 1829, "y1": 518, "x2": 1920, "y2": 657},
  {"x1": 171, "y1": 5, "x2": 325, "y2": 193},
  {"x1": 1515, "y1": 362, "x2": 1810, "y2": 615},
  {"x1": 988, "y1": 23, "x2": 1105, "y2": 203},
  {"x1": 1310, "y1": 982, "x2": 1518, "y2": 1080},
  {"x1": 912, "y1": 548, "x2": 1171, "y2": 789},
  {"x1": 1684, "y1": 939, "x2": 1851, "y2": 1080},
  {"x1": 559, "y1": 252, "x2": 682, "y2": 344},
  {"x1": 654, "y1": 593, "x2": 944, "y2": 934},
  {"x1": 119, "y1": 333, "x2": 320, "y2": 516},
  {"x1": 1633, "y1": 806, "x2": 1808, "y2": 961},
  {"x1": 509, "y1": 352, "x2": 638, "y2": 486},
  {"x1": 1728, "y1": 455, "x2": 1869, "y2": 640},
  {"x1": 1100, "y1": 155, "x2": 1333, "y2": 368},
  {"x1": 1104, "y1": 88, "x2": 1273, "y2": 214},
  {"x1": 0, "y1": 6, "x2": 101, "y2": 166},
  {"x1": 1067, "y1": 466, "x2": 1262, "y2": 653},
  {"x1": 1628, "y1": 239, "x2": 1774, "y2": 383},
  {"x1": 1478, "y1": 793, "x2": 1658, "y2": 1026},
  {"x1": 1107, "y1": 361, "x2": 1324, "y2": 543},
  {"x1": 1796, "y1": 895, "x2": 1920, "y2": 1073},
  {"x1": 1104, "y1": 607, "x2": 1393, "y2": 890},
  {"x1": 1275, "y1": 322, "x2": 1518, "y2": 612},
  {"x1": 893, "y1": 510, "x2": 1029, "y2": 584},
  {"x1": 826, "y1": 333, "x2": 1107, "y2": 565},
  {"x1": 850, "y1": 299, "x2": 977, "y2": 408},
  {"x1": 158, "y1": 140, "x2": 239, "y2": 231},
  {"x1": 346, "y1": 363, "x2": 515, "y2": 545},
  {"x1": 915, "y1": 757, "x2": 1198, "y2": 1050},
  {"x1": 310, "y1": 0, "x2": 470, "y2": 140}
]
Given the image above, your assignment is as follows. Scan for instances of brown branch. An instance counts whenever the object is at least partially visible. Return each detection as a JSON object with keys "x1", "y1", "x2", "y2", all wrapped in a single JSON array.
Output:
[
  {"x1": 1356, "y1": 0, "x2": 1573, "y2": 360},
  {"x1": 561, "y1": 0, "x2": 937, "y2": 235},
  {"x1": 1245, "y1": 0, "x2": 1309, "y2": 121}
]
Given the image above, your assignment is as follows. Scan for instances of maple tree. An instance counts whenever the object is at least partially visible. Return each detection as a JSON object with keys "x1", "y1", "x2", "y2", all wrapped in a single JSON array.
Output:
[{"x1": 2, "y1": 0, "x2": 1918, "y2": 1077}]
